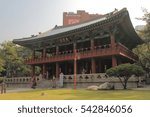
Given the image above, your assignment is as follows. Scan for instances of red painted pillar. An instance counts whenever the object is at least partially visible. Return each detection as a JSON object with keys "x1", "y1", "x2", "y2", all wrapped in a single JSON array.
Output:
[
  {"x1": 32, "y1": 50, "x2": 35, "y2": 59},
  {"x1": 117, "y1": 57, "x2": 122, "y2": 65},
  {"x1": 99, "y1": 60, "x2": 102, "y2": 73},
  {"x1": 110, "y1": 33, "x2": 117, "y2": 67},
  {"x1": 91, "y1": 39, "x2": 96, "y2": 73},
  {"x1": 91, "y1": 58, "x2": 96, "y2": 73},
  {"x1": 73, "y1": 43, "x2": 77, "y2": 89},
  {"x1": 91, "y1": 39, "x2": 94, "y2": 50},
  {"x1": 56, "y1": 46, "x2": 59, "y2": 55},
  {"x1": 42, "y1": 48, "x2": 46, "y2": 58},
  {"x1": 56, "y1": 46, "x2": 59, "y2": 79},
  {"x1": 56, "y1": 62, "x2": 59, "y2": 79},
  {"x1": 112, "y1": 56, "x2": 117, "y2": 67},
  {"x1": 31, "y1": 65, "x2": 35, "y2": 79},
  {"x1": 42, "y1": 64, "x2": 46, "y2": 79},
  {"x1": 110, "y1": 33, "x2": 116, "y2": 48}
]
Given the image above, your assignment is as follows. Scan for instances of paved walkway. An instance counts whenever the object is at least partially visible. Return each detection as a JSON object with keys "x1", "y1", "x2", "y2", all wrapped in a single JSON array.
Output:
[
  {"x1": 133, "y1": 85, "x2": 150, "y2": 90},
  {"x1": 6, "y1": 88, "x2": 35, "y2": 93}
]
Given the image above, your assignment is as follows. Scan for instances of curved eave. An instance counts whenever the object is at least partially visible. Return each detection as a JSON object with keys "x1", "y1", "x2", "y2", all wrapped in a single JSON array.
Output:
[
  {"x1": 13, "y1": 8, "x2": 125, "y2": 46},
  {"x1": 119, "y1": 11, "x2": 143, "y2": 49},
  {"x1": 13, "y1": 8, "x2": 143, "y2": 49},
  {"x1": 13, "y1": 17, "x2": 107, "y2": 47}
]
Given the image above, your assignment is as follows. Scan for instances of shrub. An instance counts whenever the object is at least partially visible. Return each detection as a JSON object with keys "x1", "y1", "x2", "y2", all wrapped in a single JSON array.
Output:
[{"x1": 106, "y1": 63, "x2": 145, "y2": 89}]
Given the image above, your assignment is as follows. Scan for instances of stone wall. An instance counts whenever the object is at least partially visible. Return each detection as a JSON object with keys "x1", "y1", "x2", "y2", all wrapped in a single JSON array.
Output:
[
  {"x1": 63, "y1": 73, "x2": 140, "y2": 89},
  {"x1": 3, "y1": 73, "x2": 143, "y2": 89}
]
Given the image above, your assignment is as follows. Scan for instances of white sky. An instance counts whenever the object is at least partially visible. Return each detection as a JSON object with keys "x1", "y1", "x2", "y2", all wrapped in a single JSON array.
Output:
[{"x1": 0, "y1": 0, "x2": 150, "y2": 43}]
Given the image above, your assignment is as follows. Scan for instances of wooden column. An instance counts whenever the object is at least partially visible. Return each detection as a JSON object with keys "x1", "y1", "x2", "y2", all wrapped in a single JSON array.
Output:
[
  {"x1": 42, "y1": 64, "x2": 46, "y2": 79},
  {"x1": 99, "y1": 60, "x2": 102, "y2": 73},
  {"x1": 91, "y1": 39, "x2": 94, "y2": 50},
  {"x1": 56, "y1": 62, "x2": 59, "y2": 79},
  {"x1": 56, "y1": 46, "x2": 59, "y2": 55},
  {"x1": 73, "y1": 43, "x2": 77, "y2": 89},
  {"x1": 112, "y1": 55, "x2": 117, "y2": 67},
  {"x1": 117, "y1": 57, "x2": 122, "y2": 65},
  {"x1": 32, "y1": 50, "x2": 35, "y2": 59},
  {"x1": 56, "y1": 46, "x2": 59, "y2": 79},
  {"x1": 91, "y1": 39, "x2": 96, "y2": 73},
  {"x1": 31, "y1": 65, "x2": 35, "y2": 79},
  {"x1": 110, "y1": 33, "x2": 117, "y2": 67},
  {"x1": 65, "y1": 63, "x2": 67, "y2": 75},
  {"x1": 110, "y1": 33, "x2": 116, "y2": 48},
  {"x1": 91, "y1": 58, "x2": 96, "y2": 73},
  {"x1": 42, "y1": 48, "x2": 46, "y2": 58}
]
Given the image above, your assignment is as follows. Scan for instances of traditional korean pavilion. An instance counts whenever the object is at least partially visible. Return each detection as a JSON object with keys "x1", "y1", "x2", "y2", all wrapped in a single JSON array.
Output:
[{"x1": 13, "y1": 8, "x2": 142, "y2": 80}]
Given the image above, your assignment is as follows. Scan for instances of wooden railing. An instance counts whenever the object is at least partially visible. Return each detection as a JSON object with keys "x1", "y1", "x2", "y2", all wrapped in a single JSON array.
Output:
[
  {"x1": 116, "y1": 43, "x2": 138, "y2": 61},
  {"x1": 25, "y1": 43, "x2": 138, "y2": 64}
]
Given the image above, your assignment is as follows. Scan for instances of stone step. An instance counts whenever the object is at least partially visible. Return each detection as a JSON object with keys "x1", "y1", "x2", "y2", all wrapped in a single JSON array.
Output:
[{"x1": 36, "y1": 79, "x2": 60, "y2": 88}]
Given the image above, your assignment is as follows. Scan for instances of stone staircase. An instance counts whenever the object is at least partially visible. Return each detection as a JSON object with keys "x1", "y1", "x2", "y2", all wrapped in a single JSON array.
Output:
[
  {"x1": 36, "y1": 79, "x2": 53, "y2": 88},
  {"x1": 36, "y1": 79, "x2": 61, "y2": 88}
]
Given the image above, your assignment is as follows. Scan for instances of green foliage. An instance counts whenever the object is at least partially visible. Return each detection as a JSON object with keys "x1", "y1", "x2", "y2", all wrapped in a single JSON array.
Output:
[
  {"x1": 134, "y1": 8, "x2": 150, "y2": 79},
  {"x1": 0, "y1": 48, "x2": 5, "y2": 73},
  {"x1": 106, "y1": 64, "x2": 144, "y2": 89},
  {"x1": 0, "y1": 77, "x2": 3, "y2": 83},
  {"x1": 106, "y1": 63, "x2": 144, "y2": 77},
  {"x1": 0, "y1": 58, "x2": 5, "y2": 73},
  {"x1": 0, "y1": 41, "x2": 32, "y2": 77},
  {"x1": 136, "y1": 8, "x2": 150, "y2": 42}
]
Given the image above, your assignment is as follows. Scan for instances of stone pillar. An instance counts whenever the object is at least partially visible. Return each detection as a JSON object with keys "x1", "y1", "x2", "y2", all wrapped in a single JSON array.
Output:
[
  {"x1": 56, "y1": 62, "x2": 59, "y2": 79},
  {"x1": 112, "y1": 56, "x2": 117, "y2": 67}
]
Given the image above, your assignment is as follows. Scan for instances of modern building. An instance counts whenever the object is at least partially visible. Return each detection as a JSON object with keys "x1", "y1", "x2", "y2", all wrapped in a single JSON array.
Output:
[
  {"x1": 13, "y1": 8, "x2": 143, "y2": 81},
  {"x1": 63, "y1": 10, "x2": 103, "y2": 26}
]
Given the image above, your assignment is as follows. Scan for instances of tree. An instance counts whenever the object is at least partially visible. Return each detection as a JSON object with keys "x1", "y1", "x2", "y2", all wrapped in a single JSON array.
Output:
[
  {"x1": 0, "y1": 46, "x2": 5, "y2": 74},
  {"x1": 0, "y1": 41, "x2": 32, "y2": 77},
  {"x1": 0, "y1": 57, "x2": 5, "y2": 74},
  {"x1": 133, "y1": 8, "x2": 150, "y2": 80},
  {"x1": 136, "y1": 8, "x2": 150, "y2": 42},
  {"x1": 133, "y1": 44, "x2": 150, "y2": 80},
  {"x1": 106, "y1": 63, "x2": 144, "y2": 89}
]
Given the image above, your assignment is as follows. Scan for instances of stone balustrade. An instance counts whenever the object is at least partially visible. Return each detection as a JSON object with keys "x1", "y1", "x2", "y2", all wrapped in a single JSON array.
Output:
[
  {"x1": 63, "y1": 73, "x2": 140, "y2": 89},
  {"x1": 4, "y1": 76, "x2": 42, "y2": 84},
  {"x1": 64, "y1": 73, "x2": 107, "y2": 81},
  {"x1": 63, "y1": 73, "x2": 139, "y2": 83},
  {"x1": 4, "y1": 77, "x2": 31, "y2": 84}
]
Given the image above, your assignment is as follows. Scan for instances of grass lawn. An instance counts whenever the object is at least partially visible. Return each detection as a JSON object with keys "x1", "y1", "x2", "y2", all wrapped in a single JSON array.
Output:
[{"x1": 0, "y1": 89, "x2": 150, "y2": 100}]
